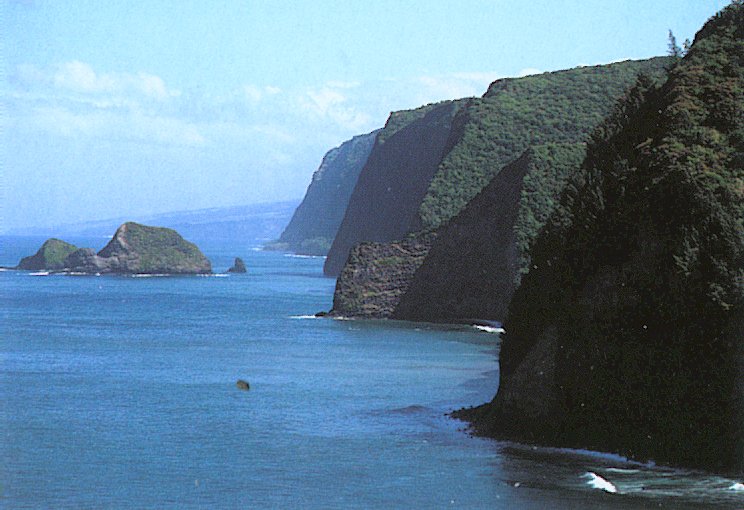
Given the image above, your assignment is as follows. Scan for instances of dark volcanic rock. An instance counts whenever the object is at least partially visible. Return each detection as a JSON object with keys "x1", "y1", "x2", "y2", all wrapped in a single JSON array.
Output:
[
  {"x1": 17, "y1": 238, "x2": 78, "y2": 270},
  {"x1": 330, "y1": 234, "x2": 435, "y2": 319},
  {"x1": 236, "y1": 379, "x2": 250, "y2": 390},
  {"x1": 227, "y1": 257, "x2": 247, "y2": 273},
  {"x1": 64, "y1": 248, "x2": 111, "y2": 273}
]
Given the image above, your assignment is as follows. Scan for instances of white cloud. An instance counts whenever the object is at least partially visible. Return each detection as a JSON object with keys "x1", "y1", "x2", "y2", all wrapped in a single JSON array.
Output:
[
  {"x1": 242, "y1": 84, "x2": 264, "y2": 103},
  {"x1": 19, "y1": 61, "x2": 180, "y2": 101},
  {"x1": 304, "y1": 87, "x2": 347, "y2": 116},
  {"x1": 296, "y1": 83, "x2": 373, "y2": 132},
  {"x1": 26, "y1": 105, "x2": 205, "y2": 147}
]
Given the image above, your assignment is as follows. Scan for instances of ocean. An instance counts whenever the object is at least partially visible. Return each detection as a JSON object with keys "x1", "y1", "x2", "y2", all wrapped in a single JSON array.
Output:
[{"x1": 1, "y1": 236, "x2": 742, "y2": 509}]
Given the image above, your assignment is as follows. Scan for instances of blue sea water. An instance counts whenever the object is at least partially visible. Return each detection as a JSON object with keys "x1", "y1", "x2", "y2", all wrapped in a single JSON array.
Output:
[{"x1": 2, "y1": 236, "x2": 742, "y2": 509}]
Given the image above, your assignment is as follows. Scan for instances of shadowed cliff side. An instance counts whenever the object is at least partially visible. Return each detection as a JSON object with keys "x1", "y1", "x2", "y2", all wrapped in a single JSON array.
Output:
[
  {"x1": 324, "y1": 101, "x2": 464, "y2": 276},
  {"x1": 271, "y1": 130, "x2": 379, "y2": 256},
  {"x1": 394, "y1": 143, "x2": 586, "y2": 323},
  {"x1": 330, "y1": 57, "x2": 671, "y2": 317},
  {"x1": 464, "y1": 3, "x2": 744, "y2": 475}
]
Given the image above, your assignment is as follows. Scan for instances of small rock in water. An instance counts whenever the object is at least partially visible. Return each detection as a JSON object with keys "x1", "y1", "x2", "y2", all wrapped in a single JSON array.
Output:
[
  {"x1": 227, "y1": 257, "x2": 247, "y2": 273},
  {"x1": 314, "y1": 311, "x2": 328, "y2": 317},
  {"x1": 236, "y1": 379, "x2": 250, "y2": 390}
]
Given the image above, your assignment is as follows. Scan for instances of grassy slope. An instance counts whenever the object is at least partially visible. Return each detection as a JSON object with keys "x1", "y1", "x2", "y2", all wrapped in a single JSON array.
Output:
[{"x1": 418, "y1": 58, "x2": 670, "y2": 231}]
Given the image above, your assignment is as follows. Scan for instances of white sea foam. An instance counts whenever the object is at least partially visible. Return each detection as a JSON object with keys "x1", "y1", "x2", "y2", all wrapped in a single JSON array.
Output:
[
  {"x1": 289, "y1": 315, "x2": 321, "y2": 320},
  {"x1": 29, "y1": 271, "x2": 50, "y2": 276},
  {"x1": 604, "y1": 467, "x2": 641, "y2": 474},
  {"x1": 729, "y1": 482, "x2": 744, "y2": 491},
  {"x1": 197, "y1": 273, "x2": 229, "y2": 278},
  {"x1": 473, "y1": 325, "x2": 505, "y2": 334},
  {"x1": 283, "y1": 253, "x2": 327, "y2": 259},
  {"x1": 583, "y1": 472, "x2": 617, "y2": 493},
  {"x1": 130, "y1": 274, "x2": 169, "y2": 278}
]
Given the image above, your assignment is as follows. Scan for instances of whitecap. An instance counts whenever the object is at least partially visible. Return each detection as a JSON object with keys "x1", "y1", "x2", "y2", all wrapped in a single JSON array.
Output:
[
  {"x1": 197, "y1": 273, "x2": 229, "y2": 278},
  {"x1": 583, "y1": 472, "x2": 617, "y2": 493},
  {"x1": 474, "y1": 325, "x2": 505, "y2": 334},
  {"x1": 289, "y1": 315, "x2": 321, "y2": 320},
  {"x1": 29, "y1": 271, "x2": 50, "y2": 276},
  {"x1": 283, "y1": 253, "x2": 327, "y2": 259},
  {"x1": 604, "y1": 467, "x2": 641, "y2": 474},
  {"x1": 729, "y1": 482, "x2": 744, "y2": 491}
]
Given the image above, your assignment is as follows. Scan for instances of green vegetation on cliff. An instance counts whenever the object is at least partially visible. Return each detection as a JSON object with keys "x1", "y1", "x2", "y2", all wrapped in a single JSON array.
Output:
[
  {"x1": 395, "y1": 143, "x2": 586, "y2": 322},
  {"x1": 476, "y1": 3, "x2": 744, "y2": 474},
  {"x1": 418, "y1": 58, "x2": 670, "y2": 230},
  {"x1": 17, "y1": 238, "x2": 78, "y2": 270},
  {"x1": 275, "y1": 130, "x2": 378, "y2": 255},
  {"x1": 98, "y1": 222, "x2": 212, "y2": 274}
]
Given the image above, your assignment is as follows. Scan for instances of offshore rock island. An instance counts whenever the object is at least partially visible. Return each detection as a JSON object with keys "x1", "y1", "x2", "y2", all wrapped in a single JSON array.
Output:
[{"x1": 17, "y1": 222, "x2": 212, "y2": 275}]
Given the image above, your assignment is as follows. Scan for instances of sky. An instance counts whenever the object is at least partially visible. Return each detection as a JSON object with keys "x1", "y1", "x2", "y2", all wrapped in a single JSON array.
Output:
[{"x1": 1, "y1": 0, "x2": 730, "y2": 232}]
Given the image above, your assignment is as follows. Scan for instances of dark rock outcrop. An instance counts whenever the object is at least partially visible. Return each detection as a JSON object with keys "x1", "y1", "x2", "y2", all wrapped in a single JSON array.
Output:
[
  {"x1": 236, "y1": 379, "x2": 250, "y2": 390},
  {"x1": 227, "y1": 257, "x2": 247, "y2": 273},
  {"x1": 323, "y1": 101, "x2": 465, "y2": 276},
  {"x1": 272, "y1": 131, "x2": 379, "y2": 256},
  {"x1": 16, "y1": 238, "x2": 78, "y2": 270},
  {"x1": 63, "y1": 248, "x2": 112, "y2": 273},
  {"x1": 465, "y1": 3, "x2": 744, "y2": 475},
  {"x1": 330, "y1": 234, "x2": 435, "y2": 319}
]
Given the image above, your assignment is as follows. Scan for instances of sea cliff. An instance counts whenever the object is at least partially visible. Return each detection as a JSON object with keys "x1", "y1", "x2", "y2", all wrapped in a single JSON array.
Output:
[{"x1": 462, "y1": 3, "x2": 744, "y2": 475}]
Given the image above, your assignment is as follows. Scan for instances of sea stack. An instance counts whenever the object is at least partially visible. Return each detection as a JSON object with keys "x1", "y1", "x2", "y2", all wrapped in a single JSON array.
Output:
[{"x1": 227, "y1": 257, "x2": 247, "y2": 273}]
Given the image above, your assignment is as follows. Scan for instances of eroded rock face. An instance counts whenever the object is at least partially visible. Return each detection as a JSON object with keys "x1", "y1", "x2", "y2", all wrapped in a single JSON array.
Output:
[
  {"x1": 64, "y1": 248, "x2": 112, "y2": 273},
  {"x1": 323, "y1": 101, "x2": 464, "y2": 276},
  {"x1": 394, "y1": 143, "x2": 585, "y2": 324},
  {"x1": 330, "y1": 234, "x2": 435, "y2": 319}
]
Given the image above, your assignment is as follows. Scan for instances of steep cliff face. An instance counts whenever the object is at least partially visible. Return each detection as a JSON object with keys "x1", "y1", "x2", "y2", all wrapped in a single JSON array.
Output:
[
  {"x1": 330, "y1": 58, "x2": 670, "y2": 314},
  {"x1": 418, "y1": 58, "x2": 670, "y2": 231},
  {"x1": 394, "y1": 143, "x2": 585, "y2": 323},
  {"x1": 324, "y1": 101, "x2": 464, "y2": 276},
  {"x1": 466, "y1": 3, "x2": 744, "y2": 474},
  {"x1": 330, "y1": 234, "x2": 434, "y2": 318},
  {"x1": 275, "y1": 130, "x2": 378, "y2": 255}
]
